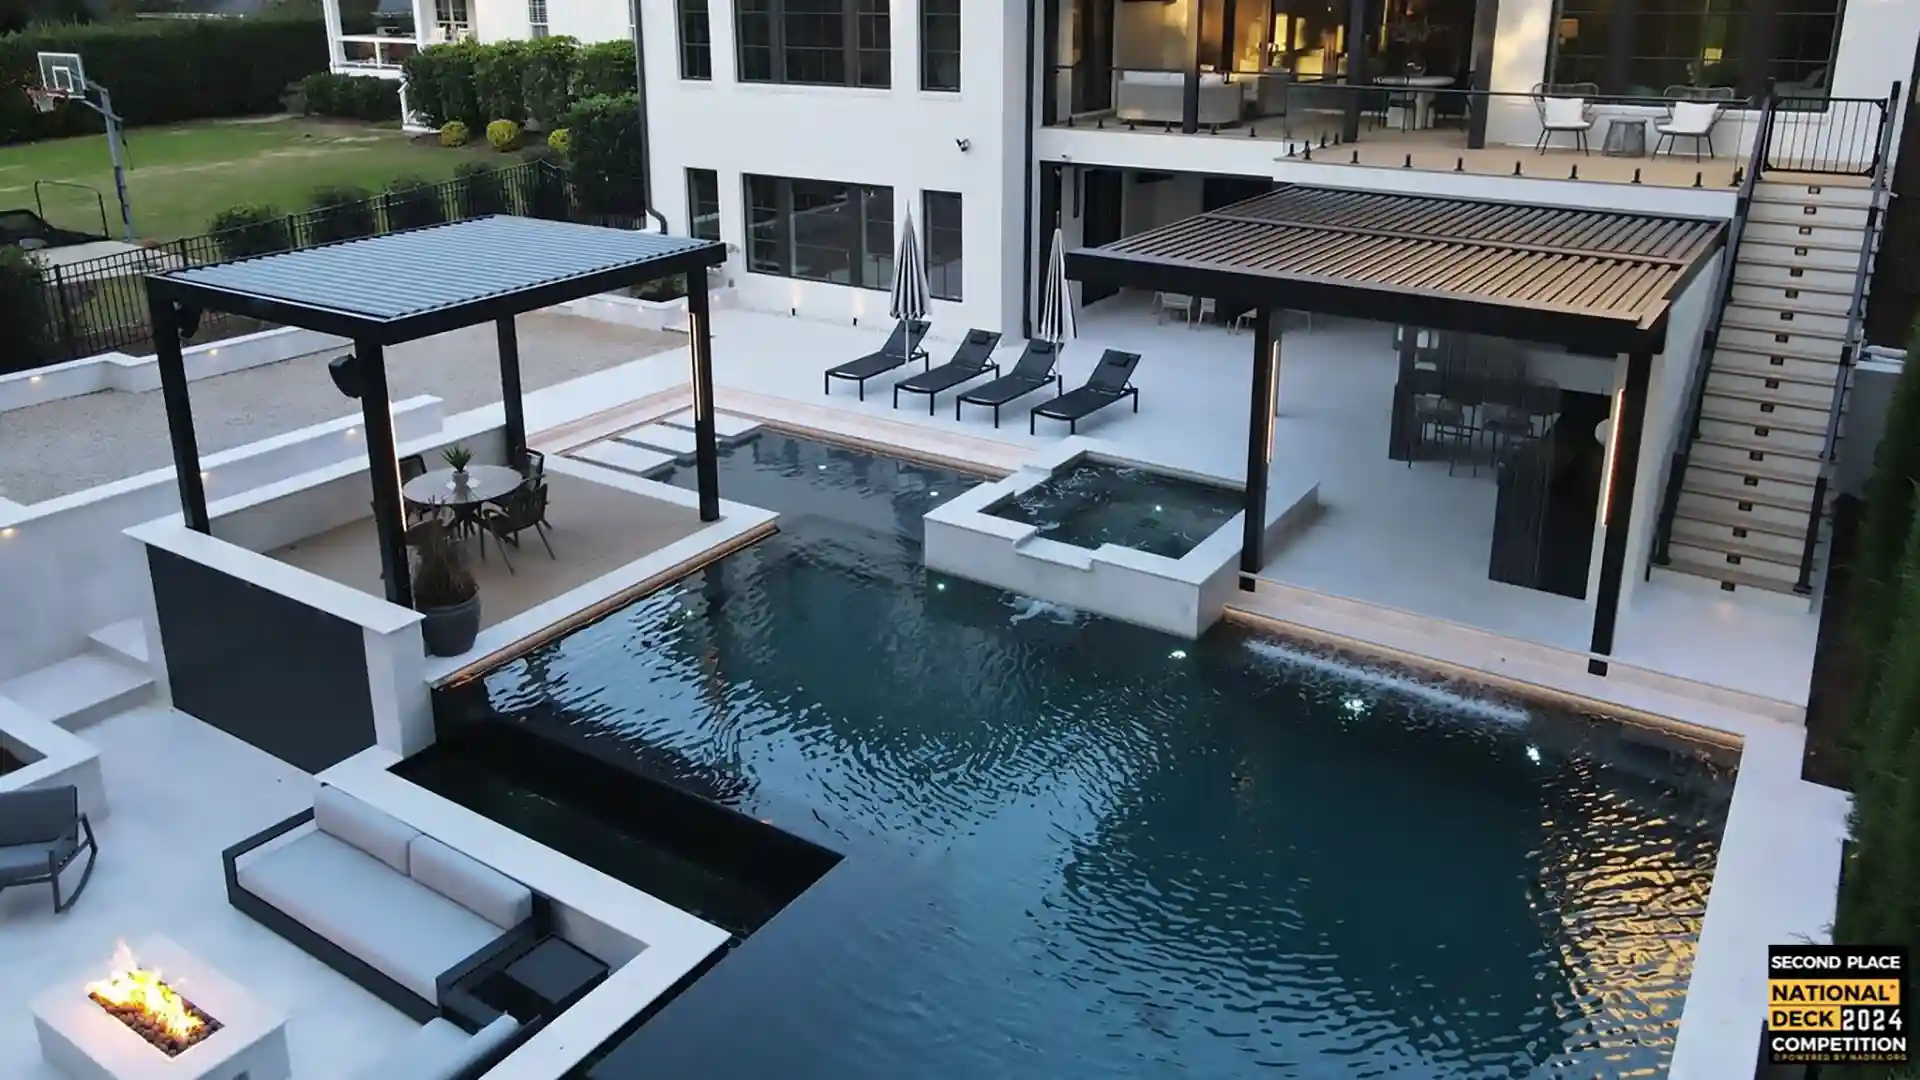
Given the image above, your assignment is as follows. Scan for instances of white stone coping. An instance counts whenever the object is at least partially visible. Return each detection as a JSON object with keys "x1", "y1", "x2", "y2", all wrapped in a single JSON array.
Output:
[
  {"x1": 32, "y1": 933, "x2": 290, "y2": 1080},
  {"x1": 317, "y1": 749, "x2": 730, "y2": 1080},
  {"x1": 422, "y1": 455, "x2": 779, "y2": 684},
  {"x1": 0, "y1": 693, "x2": 106, "y2": 821}
]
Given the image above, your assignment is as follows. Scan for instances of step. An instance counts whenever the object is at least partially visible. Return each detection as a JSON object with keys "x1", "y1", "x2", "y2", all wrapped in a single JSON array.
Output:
[
  {"x1": 1722, "y1": 302, "x2": 1852, "y2": 339},
  {"x1": 1729, "y1": 281, "x2": 1855, "y2": 316},
  {"x1": 615, "y1": 423, "x2": 699, "y2": 456},
  {"x1": 1743, "y1": 220, "x2": 1872, "y2": 252},
  {"x1": 1733, "y1": 261, "x2": 1861, "y2": 292},
  {"x1": 1738, "y1": 237, "x2": 1868, "y2": 271},
  {"x1": 1651, "y1": 562, "x2": 1815, "y2": 611},
  {"x1": 1747, "y1": 198, "x2": 1874, "y2": 230},
  {"x1": 1753, "y1": 179, "x2": 1878, "y2": 210},
  {"x1": 1689, "y1": 433, "x2": 1823, "y2": 478},
  {"x1": 1719, "y1": 326, "x2": 1848, "y2": 361},
  {"x1": 86, "y1": 618, "x2": 150, "y2": 668},
  {"x1": 1697, "y1": 415, "x2": 1829, "y2": 456},
  {"x1": 1667, "y1": 541, "x2": 1804, "y2": 587},
  {"x1": 1706, "y1": 367, "x2": 1839, "y2": 404},
  {"x1": 1657, "y1": 554, "x2": 1809, "y2": 598},
  {"x1": 1699, "y1": 393, "x2": 1831, "y2": 434},
  {"x1": 568, "y1": 439, "x2": 673, "y2": 477},
  {"x1": 1677, "y1": 488, "x2": 1815, "y2": 532},
  {"x1": 1712, "y1": 340, "x2": 1845, "y2": 376},
  {"x1": 0, "y1": 654, "x2": 154, "y2": 732},
  {"x1": 1671, "y1": 514, "x2": 1808, "y2": 560},
  {"x1": 1683, "y1": 468, "x2": 1818, "y2": 509},
  {"x1": 659, "y1": 409, "x2": 762, "y2": 442}
]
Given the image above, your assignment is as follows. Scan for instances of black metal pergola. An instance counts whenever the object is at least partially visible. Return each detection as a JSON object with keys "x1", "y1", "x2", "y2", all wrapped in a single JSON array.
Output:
[
  {"x1": 1066, "y1": 185, "x2": 1728, "y2": 675},
  {"x1": 144, "y1": 215, "x2": 728, "y2": 610}
]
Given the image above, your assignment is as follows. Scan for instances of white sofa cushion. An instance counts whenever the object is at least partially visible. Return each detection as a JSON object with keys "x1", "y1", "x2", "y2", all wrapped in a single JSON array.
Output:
[
  {"x1": 1667, "y1": 100, "x2": 1720, "y2": 134},
  {"x1": 1121, "y1": 70, "x2": 1181, "y2": 86},
  {"x1": 409, "y1": 834, "x2": 533, "y2": 930},
  {"x1": 237, "y1": 831, "x2": 505, "y2": 1003},
  {"x1": 348, "y1": 1015, "x2": 520, "y2": 1080},
  {"x1": 1543, "y1": 96, "x2": 1589, "y2": 129},
  {"x1": 314, "y1": 785, "x2": 418, "y2": 874}
]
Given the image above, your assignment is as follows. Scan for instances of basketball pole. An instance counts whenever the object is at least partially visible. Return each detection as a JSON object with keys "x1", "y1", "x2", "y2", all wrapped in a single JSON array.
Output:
[{"x1": 93, "y1": 85, "x2": 134, "y2": 241}]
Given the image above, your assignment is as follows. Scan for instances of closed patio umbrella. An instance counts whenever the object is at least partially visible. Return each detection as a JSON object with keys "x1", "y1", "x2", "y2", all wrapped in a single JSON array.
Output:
[
  {"x1": 1038, "y1": 227, "x2": 1078, "y2": 347},
  {"x1": 890, "y1": 207, "x2": 931, "y2": 361}
]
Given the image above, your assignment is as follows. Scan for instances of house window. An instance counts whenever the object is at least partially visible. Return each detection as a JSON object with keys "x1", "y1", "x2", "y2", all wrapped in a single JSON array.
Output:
[
  {"x1": 1547, "y1": 0, "x2": 1844, "y2": 98},
  {"x1": 745, "y1": 174, "x2": 895, "y2": 289},
  {"x1": 688, "y1": 168, "x2": 721, "y2": 241},
  {"x1": 735, "y1": 0, "x2": 891, "y2": 89},
  {"x1": 923, "y1": 190, "x2": 961, "y2": 301},
  {"x1": 680, "y1": 0, "x2": 713, "y2": 80},
  {"x1": 526, "y1": 0, "x2": 547, "y2": 37},
  {"x1": 921, "y1": 0, "x2": 959, "y2": 92}
]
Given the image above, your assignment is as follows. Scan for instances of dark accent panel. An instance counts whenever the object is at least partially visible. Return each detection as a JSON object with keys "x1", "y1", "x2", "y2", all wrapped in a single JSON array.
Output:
[
  {"x1": 1241, "y1": 311, "x2": 1276, "y2": 591},
  {"x1": 1867, "y1": 68, "x2": 1920, "y2": 346},
  {"x1": 1078, "y1": 169, "x2": 1124, "y2": 307},
  {"x1": 148, "y1": 545, "x2": 376, "y2": 773}
]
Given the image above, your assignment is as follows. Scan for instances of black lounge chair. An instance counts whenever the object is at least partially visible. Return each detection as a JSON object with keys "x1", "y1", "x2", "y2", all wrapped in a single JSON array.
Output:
[
  {"x1": 955, "y1": 340, "x2": 1063, "y2": 428},
  {"x1": 0, "y1": 785, "x2": 98, "y2": 913},
  {"x1": 824, "y1": 319, "x2": 932, "y2": 401},
  {"x1": 1030, "y1": 349, "x2": 1142, "y2": 435},
  {"x1": 892, "y1": 329, "x2": 1003, "y2": 414}
]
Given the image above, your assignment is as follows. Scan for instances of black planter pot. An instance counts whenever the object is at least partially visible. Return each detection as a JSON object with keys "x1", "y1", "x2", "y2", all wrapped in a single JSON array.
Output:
[{"x1": 420, "y1": 593, "x2": 482, "y2": 657}]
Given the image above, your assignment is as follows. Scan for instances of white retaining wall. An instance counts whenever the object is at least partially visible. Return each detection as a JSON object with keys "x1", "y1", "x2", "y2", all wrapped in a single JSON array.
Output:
[{"x1": 0, "y1": 326, "x2": 345, "y2": 414}]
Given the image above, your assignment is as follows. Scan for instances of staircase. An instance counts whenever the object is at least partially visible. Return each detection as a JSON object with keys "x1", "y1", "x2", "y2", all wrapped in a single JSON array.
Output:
[{"x1": 1659, "y1": 177, "x2": 1879, "y2": 604}]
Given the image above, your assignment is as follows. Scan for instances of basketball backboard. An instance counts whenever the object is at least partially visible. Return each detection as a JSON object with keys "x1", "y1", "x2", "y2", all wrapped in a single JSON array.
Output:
[{"x1": 37, "y1": 52, "x2": 87, "y2": 97}]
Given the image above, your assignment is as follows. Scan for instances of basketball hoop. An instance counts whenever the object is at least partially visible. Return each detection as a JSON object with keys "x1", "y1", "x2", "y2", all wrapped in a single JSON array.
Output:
[{"x1": 26, "y1": 88, "x2": 60, "y2": 114}]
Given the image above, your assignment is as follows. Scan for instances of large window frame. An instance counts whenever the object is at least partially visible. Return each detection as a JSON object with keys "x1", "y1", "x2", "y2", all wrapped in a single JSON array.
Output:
[
  {"x1": 526, "y1": 0, "x2": 547, "y2": 38},
  {"x1": 688, "y1": 169, "x2": 721, "y2": 242},
  {"x1": 1545, "y1": 0, "x2": 1846, "y2": 99},
  {"x1": 923, "y1": 190, "x2": 962, "y2": 301},
  {"x1": 679, "y1": 0, "x2": 714, "y2": 81},
  {"x1": 745, "y1": 174, "x2": 895, "y2": 291},
  {"x1": 736, "y1": 0, "x2": 891, "y2": 89},
  {"x1": 920, "y1": 0, "x2": 960, "y2": 92}
]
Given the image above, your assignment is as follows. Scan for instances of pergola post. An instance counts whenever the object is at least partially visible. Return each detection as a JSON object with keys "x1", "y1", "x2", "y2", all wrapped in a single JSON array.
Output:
[
  {"x1": 687, "y1": 277, "x2": 721, "y2": 522},
  {"x1": 497, "y1": 316, "x2": 527, "y2": 473},
  {"x1": 148, "y1": 290, "x2": 210, "y2": 534},
  {"x1": 1343, "y1": 0, "x2": 1372, "y2": 142},
  {"x1": 355, "y1": 340, "x2": 413, "y2": 609},
  {"x1": 1181, "y1": 0, "x2": 1203, "y2": 134},
  {"x1": 1587, "y1": 349, "x2": 1653, "y2": 676},
  {"x1": 1240, "y1": 307, "x2": 1278, "y2": 591}
]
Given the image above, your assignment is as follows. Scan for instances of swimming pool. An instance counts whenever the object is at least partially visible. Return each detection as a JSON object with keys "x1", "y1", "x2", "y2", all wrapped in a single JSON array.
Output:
[
  {"x1": 988, "y1": 455, "x2": 1243, "y2": 559},
  {"x1": 435, "y1": 430, "x2": 1732, "y2": 1080}
]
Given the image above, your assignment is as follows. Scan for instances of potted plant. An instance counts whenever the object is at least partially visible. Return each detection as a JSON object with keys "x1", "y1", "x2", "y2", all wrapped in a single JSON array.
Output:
[
  {"x1": 412, "y1": 510, "x2": 480, "y2": 657},
  {"x1": 442, "y1": 444, "x2": 473, "y2": 489}
]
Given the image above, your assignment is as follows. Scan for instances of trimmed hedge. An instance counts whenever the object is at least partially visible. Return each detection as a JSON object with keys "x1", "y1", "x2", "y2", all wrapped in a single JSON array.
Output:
[
  {"x1": 384, "y1": 175, "x2": 446, "y2": 230},
  {"x1": 522, "y1": 37, "x2": 576, "y2": 129},
  {"x1": 398, "y1": 36, "x2": 632, "y2": 132},
  {"x1": 298, "y1": 72, "x2": 400, "y2": 122},
  {"x1": 573, "y1": 40, "x2": 635, "y2": 99},
  {"x1": 560, "y1": 93, "x2": 643, "y2": 214},
  {"x1": 1, "y1": 17, "x2": 327, "y2": 145},
  {"x1": 307, "y1": 184, "x2": 377, "y2": 243},
  {"x1": 207, "y1": 204, "x2": 292, "y2": 259},
  {"x1": 401, "y1": 40, "x2": 483, "y2": 130},
  {"x1": 474, "y1": 40, "x2": 527, "y2": 128}
]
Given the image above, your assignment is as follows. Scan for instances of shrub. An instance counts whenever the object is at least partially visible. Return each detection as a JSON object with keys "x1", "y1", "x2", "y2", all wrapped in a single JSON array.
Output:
[
  {"x1": 0, "y1": 247, "x2": 55, "y2": 374},
  {"x1": 440, "y1": 120, "x2": 470, "y2": 147},
  {"x1": 0, "y1": 17, "x2": 328, "y2": 146},
  {"x1": 348, "y1": 76, "x2": 400, "y2": 121},
  {"x1": 306, "y1": 184, "x2": 377, "y2": 243},
  {"x1": 401, "y1": 40, "x2": 483, "y2": 129},
  {"x1": 546, "y1": 127, "x2": 570, "y2": 155},
  {"x1": 486, "y1": 119, "x2": 521, "y2": 152},
  {"x1": 384, "y1": 175, "x2": 447, "y2": 230},
  {"x1": 522, "y1": 36, "x2": 577, "y2": 129},
  {"x1": 453, "y1": 161, "x2": 505, "y2": 216},
  {"x1": 207, "y1": 204, "x2": 292, "y2": 259},
  {"x1": 299, "y1": 70, "x2": 341, "y2": 116},
  {"x1": 573, "y1": 40, "x2": 636, "y2": 99},
  {"x1": 561, "y1": 94, "x2": 644, "y2": 213},
  {"x1": 298, "y1": 71, "x2": 399, "y2": 122},
  {"x1": 473, "y1": 39, "x2": 527, "y2": 126}
]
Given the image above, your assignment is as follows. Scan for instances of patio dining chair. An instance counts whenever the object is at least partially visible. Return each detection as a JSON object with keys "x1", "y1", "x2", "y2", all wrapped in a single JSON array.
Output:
[
  {"x1": 0, "y1": 785, "x2": 98, "y2": 913},
  {"x1": 1154, "y1": 292, "x2": 1196, "y2": 325},
  {"x1": 1532, "y1": 82, "x2": 1596, "y2": 154},
  {"x1": 520, "y1": 448, "x2": 546, "y2": 485},
  {"x1": 479, "y1": 480, "x2": 555, "y2": 573},
  {"x1": 1655, "y1": 86, "x2": 1734, "y2": 160}
]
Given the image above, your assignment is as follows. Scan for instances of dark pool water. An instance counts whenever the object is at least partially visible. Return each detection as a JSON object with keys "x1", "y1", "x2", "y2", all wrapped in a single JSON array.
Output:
[
  {"x1": 459, "y1": 431, "x2": 1732, "y2": 1080},
  {"x1": 989, "y1": 456, "x2": 1244, "y2": 559}
]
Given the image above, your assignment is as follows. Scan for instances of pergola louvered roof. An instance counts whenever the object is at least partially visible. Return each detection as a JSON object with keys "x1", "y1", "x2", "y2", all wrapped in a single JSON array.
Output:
[
  {"x1": 1065, "y1": 186, "x2": 1727, "y2": 352},
  {"x1": 148, "y1": 215, "x2": 726, "y2": 344}
]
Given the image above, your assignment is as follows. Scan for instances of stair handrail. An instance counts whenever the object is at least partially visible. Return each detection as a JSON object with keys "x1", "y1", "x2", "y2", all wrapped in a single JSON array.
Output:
[
  {"x1": 1651, "y1": 87, "x2": 1778, "y2": 568},
  {"x1": 1792, "y1": 80, "x2": 1903, "y2": 594}
]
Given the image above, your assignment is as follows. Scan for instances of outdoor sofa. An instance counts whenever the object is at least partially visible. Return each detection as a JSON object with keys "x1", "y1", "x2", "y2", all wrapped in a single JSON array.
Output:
[
  {"x1": 1115, "y1": 71, "x2": 1242, "y2": 126},
  {"x1": 223, "y1": 784, "x2": 546, "y2": 1075}
]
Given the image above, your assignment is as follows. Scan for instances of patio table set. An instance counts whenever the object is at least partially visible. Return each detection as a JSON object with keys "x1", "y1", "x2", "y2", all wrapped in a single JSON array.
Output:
[{"x1": 400, "y1": 451, "x2": 555, "y2": 573}]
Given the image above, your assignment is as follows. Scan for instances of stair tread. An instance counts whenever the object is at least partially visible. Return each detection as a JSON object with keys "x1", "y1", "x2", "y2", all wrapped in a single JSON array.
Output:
[
  {"x1": 1681, "y1": 479, "x2": 1815, "y2": 511},
  {"x1": 1702, "y1": 384, "x2": 1836, "y2": 409},
  {"x1": 1686, "y1": 455, "x2": 1823, "y2": 485},
  {"x1": 1713, "y1": 341, "x2": 1845, "y2": 365},
  {"x1": 568, "y1": 439, "x2": 672, "y2": 476},
  {"x1": 1661, "y1": 555, "x2": 1807, "y2": 595},
  {"x1": 86, "y1": 618, "x2": 149, "y2": 665},
  {"x1": 1709, "y1": 355, "x2": 1843, "y2": 384},
  {"x1": 1740, "y1": 236, "x2": 1871, "y2": 254},
  {"x1": 1698, "y1": 406, "x2": 1829, "y2": 436},
  {"x1": 1748, "y1": 193, "x2": 1873, "y2": 209},
  {"x1": 0, "y1": 655, "x2": 152, "y2": 725},
  {"x1": 1668, "y1": 533, "x2": 1808, "y2": 568},
  {"x1": 1673, "y1": 503, "x2": 1810, "y2": 538},
  {"x1": 1719, "y1": 314, "x2": 1849, "y2": 341},
  {"x1": 1691, "y1": 432, "x2": 1823, "y2": 461},
  {"x1": 1730, "y1": 276, "x2": 1857, "y2": 296}
]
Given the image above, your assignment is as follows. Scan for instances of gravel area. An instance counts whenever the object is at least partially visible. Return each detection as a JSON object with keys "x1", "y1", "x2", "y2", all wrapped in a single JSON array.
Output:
[{"x1": 0, "y1": 312, "x2": 681, "y2": 504}]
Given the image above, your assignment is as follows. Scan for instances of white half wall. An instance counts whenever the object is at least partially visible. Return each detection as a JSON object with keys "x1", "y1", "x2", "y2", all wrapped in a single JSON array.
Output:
[{"x1": 0, "y1": 327, "x2": 345, "y2": 414}]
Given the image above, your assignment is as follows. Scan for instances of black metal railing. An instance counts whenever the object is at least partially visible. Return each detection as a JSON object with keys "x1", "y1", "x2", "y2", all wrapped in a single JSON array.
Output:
[
  {"x1": 1765, "y1": 95, "x2": 1890, "y2": 176},
  {"x1": 17, "y1": 161, "x2": 648, "y2": 374},
  {"x1": 1793, "y1": 82, "x2": 1902, "y2": 593},
  {"x1": 1650, "y1": 91, "x2": 1778, "y2": 570}
]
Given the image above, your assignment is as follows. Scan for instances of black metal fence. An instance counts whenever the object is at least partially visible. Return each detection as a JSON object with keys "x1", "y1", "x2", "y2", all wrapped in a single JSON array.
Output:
[
  {"x1": 1762, "y1": 95, "x2": 1891, "y2": 175},
  {"x1": 20, "y1": 161, "x2": 648, "y2": 373}
]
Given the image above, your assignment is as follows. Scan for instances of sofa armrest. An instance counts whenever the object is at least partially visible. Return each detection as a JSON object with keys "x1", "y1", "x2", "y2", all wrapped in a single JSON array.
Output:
[
  {"x1": 436, "y1": 899, "x2": 552, "y2": 1032},
  {"x1": 221, "y1": 808, "x2": 315, "y2": 903}
]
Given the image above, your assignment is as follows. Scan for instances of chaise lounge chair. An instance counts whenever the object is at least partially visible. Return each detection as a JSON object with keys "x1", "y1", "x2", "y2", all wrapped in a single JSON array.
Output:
[
  {"x1": 1030, "y1": 349, "x2": 1142, "y2": 435},
  {"x1": 824, "y1": 319, "x2": 933, "y2": 401},
  {"x1": 955, "y1": 340, "x2": 1063, "y2": 427},
  {"x1": 893, "y1": 329, "x2": 1004, "y2": 414}
]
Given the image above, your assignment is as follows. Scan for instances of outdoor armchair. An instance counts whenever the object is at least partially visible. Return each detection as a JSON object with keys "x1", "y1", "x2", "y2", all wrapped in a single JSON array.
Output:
[
  {"x1": 1656, "y1": 86, "x2": 1735, "y2": 160},
  {"x1": 479, "y1": 481, "x2": 555, "y2": 574},
  {"x1": 1532, "y1": 82, "x2": 1596, "y2": 154},
  {"x1": 0, "y1": 784, "x2": 99, "y2": 913}
]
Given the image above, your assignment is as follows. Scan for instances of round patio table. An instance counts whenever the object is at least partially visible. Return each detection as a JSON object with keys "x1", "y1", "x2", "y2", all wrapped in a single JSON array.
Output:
[
  {"x1": 403, "y1": 464, "x2": 523, "y2": 508},
  {"x1": 1374, "y1": 74, "x2": 1455, "y2": 129}
]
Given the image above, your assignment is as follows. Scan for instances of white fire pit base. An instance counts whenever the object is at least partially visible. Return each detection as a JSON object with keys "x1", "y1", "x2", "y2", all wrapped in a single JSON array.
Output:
[{"x1": 32, "y1": 935, "x2": 290, "y2": 1080}]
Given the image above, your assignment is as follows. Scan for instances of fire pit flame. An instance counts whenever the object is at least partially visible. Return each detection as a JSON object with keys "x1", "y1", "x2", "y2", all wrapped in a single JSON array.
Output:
[{"x1": 86, "y1": 942, "x2": 220, "y2": 1055}]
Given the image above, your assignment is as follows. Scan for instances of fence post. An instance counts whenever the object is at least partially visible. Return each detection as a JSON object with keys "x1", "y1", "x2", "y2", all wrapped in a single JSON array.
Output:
[{"x1": 47, "y1": 263, "x2": 82, "y2": 363}]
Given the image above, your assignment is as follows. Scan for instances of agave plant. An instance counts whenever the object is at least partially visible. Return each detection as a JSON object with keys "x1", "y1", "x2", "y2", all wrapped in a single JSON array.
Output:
[{"x1": 410, "y1": 507, "x2": 477, "y2": 611}]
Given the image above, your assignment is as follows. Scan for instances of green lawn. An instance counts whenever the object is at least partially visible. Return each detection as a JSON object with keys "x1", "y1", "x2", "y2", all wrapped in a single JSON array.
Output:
[{"x1": 0, "y1": 116, "x2": 500, "y2": 241}]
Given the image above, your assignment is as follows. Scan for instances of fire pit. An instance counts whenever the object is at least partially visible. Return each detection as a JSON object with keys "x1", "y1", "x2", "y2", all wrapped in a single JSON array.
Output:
[{"x1": 32, "y1": 936, "x2": 290, "y2": 1080}]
